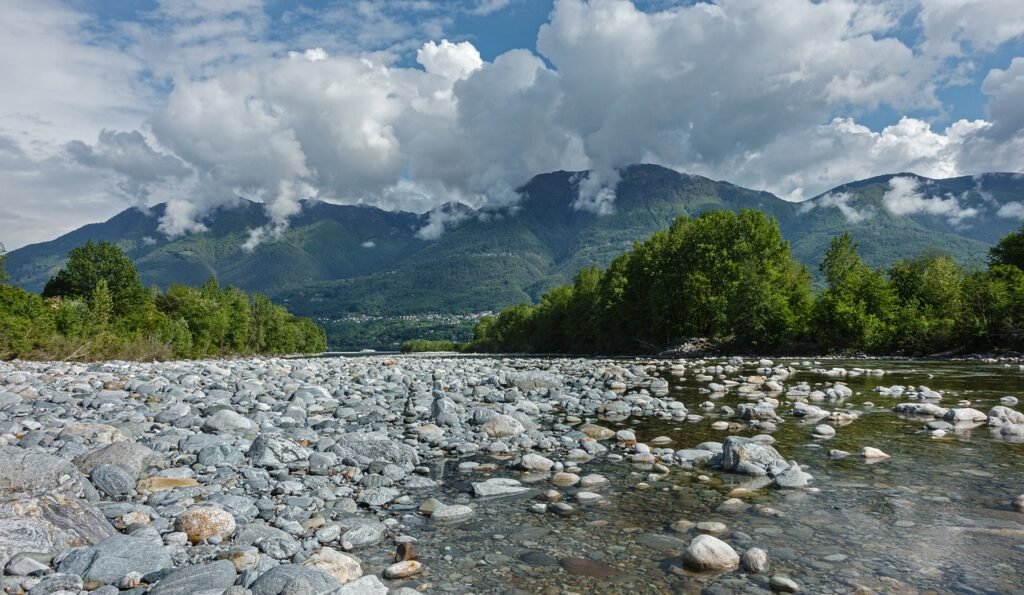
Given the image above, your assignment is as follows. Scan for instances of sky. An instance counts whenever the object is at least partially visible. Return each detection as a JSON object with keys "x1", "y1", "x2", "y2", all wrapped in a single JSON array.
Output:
[{"x1": 1, "y1": 0, "x2": 1024, "y2": 250}]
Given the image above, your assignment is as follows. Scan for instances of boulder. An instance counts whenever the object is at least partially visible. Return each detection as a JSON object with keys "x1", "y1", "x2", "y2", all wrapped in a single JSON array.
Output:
[
  {"x1": 175, "y1": 507, "x2": 237, "y2": 543},
  {"x1": 0, "y1": 446, "x2": 95, "y2": 499},
  {"x1": 303, "y1": 548, "x2": 363, "y2": 585},
  {"x1": 720, "y1": 436, "x2": 788, "y2": 476},
  {"x1": 247, "y1": 434, "x2": 310, "y2": 468},
  {"x1": 682, "y1": 535, "x2": 740, "y2": 571},
  {"x1": 149, "y1": 561, "x2": 237, "y2": 595},
  {"x1": 249, "y1": 564, "x2": 340, "y2": 595},
  {"x1": 74, "y1": 442, "x2": 157, "y2": 478},
  {"x1": 56, "y1": 534, "x2": 172, "y2": 585},
  {"x1": 0, "y1": 492, "x2": 115, "y2": 570}
]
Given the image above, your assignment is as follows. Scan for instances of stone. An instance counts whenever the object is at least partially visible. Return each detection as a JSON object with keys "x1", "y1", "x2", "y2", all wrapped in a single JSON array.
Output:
[
  {"x1": 58, "y1": 423, "x2": 127, "y2": 445},
  {"x1": 332, "y1": 433, "x2": 419, "y2": 469},
  {"x1": 28, "y1": 574, "x2": 83, "y2": 595},
  {"x1": 696, "y1": 521, "x2": 727, "y2": 535},
  {"x1": 1013, "y1": 495, "x2": 1024, "y2": 512},
  {"x1": 741, "y1": 548, "x2": 769, "y2": 573},
  {"x1": 431, "y1": 504, "x2": 474, "y2": 522},
  {"x1": 383, "y1": 560, "x2": 423, "y2": 579},
  {"x1": 560, "y1": 557, "x2": 621, "y2": 577},
  {"x1": 482, "y1": 414, "x2": 525, "y2": 438},
  {"x1": 682, "y1": 535, "x2": 740, "y2": 571},
  {"x1": 0, "y1": 492, "x2": 115, "y2": 570},
  {"x1": 5, "y1": 553, "x2": 50, "y2": 576},
  {"x1": 336, "y1": 575, "x2": 387, "y2": 595},
  {"x1": 773, "y1": 461, "x2": 812, "y2": 488},
  {"x1": 175, "y1": 507, "x2": 237, "y2": 543},
  {"x1": 473, "y1": 478, "x2": 531, "y2": 498},
  {"x1": 720, "y1": 436, "x2": 788, "y2": 476},
  {"x1": 341, "y1": 523, "x2": 385, "y2": 548},
  {"x1": 57, "y1": 535, "x2": 172, "y2": 585},
  {"x1": 579, "y1": 424, "x2": 615, "y2": 440},
  {"x1": 247, "y1": 434, "x2": 310, "y2": 468},
  {"x1": 74, "y1": 441, "x2": 156, "y2": 478},
  {"x1": 203, "y1": 409, "x2": 258, "y2": 434},
  {"x1": 860, "y1": 447, "x2": 890, "y2": 460},
  {"x1": 249, "y1": 564, "x2": 340, "y2": 595},
  {"x1": 770, "y1": 575, "x2": 801, "y2": 592},
  {"x1": 136, "y1": 477, "x2": 199, "y2": 494},
  {"x1": 521, "y1": 453, "x2": 554, "y2": 471},
  {"x1": 551, "y1": 472, "x2": 580, "y2": 487},
  {"x1": 811, "y1": 424, "x2": 835, "y2": 438},
  {"x1": 90, "y1": 464, "x2": 135, "y2": 498},
  {"x1": 149, "y1": 561, "x2": 237, "y2": 595},
  {"x1": 395, "y1": 543, "x2": 416, "y2": 562},
  {"x1": 303, "y1": 548, "x2": 363, "y2": 585},
  {"x1": 943, "y1": 408, "x2": 987, "y2": 424},
  {"x1": 0, "y1": 446, "x2": 94, "y2": 498},
  {"x1": 579, "y1": 474, "x2": 610, "y2": 489}
]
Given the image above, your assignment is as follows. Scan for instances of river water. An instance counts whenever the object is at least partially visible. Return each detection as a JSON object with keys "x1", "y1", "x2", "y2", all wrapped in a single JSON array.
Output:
[{"x1": 373, "y1": 358, "x2": 1024, "y2": 594}]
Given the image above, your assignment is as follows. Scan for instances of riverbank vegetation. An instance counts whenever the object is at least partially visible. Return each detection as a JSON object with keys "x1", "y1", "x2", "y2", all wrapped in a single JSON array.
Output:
[
  {"x1": 468, "y1": 211, "x2": 1024, "y2": 356},
  {"x1": 0, "y1": 241, "x2": 325, "y2": 361}
]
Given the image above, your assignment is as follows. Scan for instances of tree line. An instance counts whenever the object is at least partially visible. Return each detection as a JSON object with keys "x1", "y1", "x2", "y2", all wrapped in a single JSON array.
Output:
[
  {"x1": 467, "y1": 210, "x2": 1024, "y2": 355},
  {"x1": 0, "y1": 241, "x2": 325, "y2": 360}
]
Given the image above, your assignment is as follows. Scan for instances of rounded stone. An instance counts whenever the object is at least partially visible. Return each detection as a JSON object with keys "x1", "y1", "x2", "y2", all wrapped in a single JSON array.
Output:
[
  {"x1": 175, "y1": 507, "x2": 236, "y2": 544},
  {"x1": 302, "y1": 548, "x2": 362, "y2": 585},
  {"x1": 383, "y1": 560, "x2": 423, "y2": 579},
  {"x1": 90, "y1": 464, "x2": 134, "y2": 498},
  {"x1": 552, "y1": 472, "x2": 580, "y2": 487},
  {"x1": 770, "y1": 575, "x2": 801, "y2": 592},
  {"x1": 682, "y1": 534, "x2": 740, "y2": 571},
  {"x1": 741, "y1": 547, "x2": 769, "y2": 573}
]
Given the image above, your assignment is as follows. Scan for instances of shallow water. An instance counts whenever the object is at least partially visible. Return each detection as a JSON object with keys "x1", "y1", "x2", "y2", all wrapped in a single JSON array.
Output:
[{"x1": 372, "y1": 359, "x2": 1024, "y2": 594}]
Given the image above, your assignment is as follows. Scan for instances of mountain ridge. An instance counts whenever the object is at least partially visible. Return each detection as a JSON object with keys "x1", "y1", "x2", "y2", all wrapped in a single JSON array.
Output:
[{"x1": 6, "y1": 164, "x2": 1023, "y2": 325}]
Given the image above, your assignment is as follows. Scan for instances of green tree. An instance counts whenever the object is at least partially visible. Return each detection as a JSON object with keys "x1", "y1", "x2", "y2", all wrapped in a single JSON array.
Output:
[
  {"x1": 88, "y1": 278, "x2": 114, "y2": 329},
  {"x1": 0, "y1": 242, "x2": 8, "y2": 284},
  {"x1": 813, "y1": 233, "x2": 896, "y2": 352},
  {"x1": 42, "y1": 241, "x2": 148, "y2": 318},
  {"x1": 888, "y1": 254, "x2": 964, "y2": 353},
  {"x1": 990, "y1": 224, "x2": 1024, "y2": 270}
]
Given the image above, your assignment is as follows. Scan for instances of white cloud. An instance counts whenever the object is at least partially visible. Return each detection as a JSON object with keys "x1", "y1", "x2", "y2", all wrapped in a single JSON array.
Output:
[
  {"x1": 4, "y1": 0, "x2": 1024, "y2": 250},
  {"x1": 997, "y1": 202, "x2": 1024, "y2": 220},
  {"x1": 361, "y1": 240, "x2": 376, "y2": 248},
  {"x1": 881, "y1": 175, "x2": 979, "y2": 224},
  {"x1": 801, "y1": 191, "x2": 873, "y2": 223},
  {"x1": 918, "y1": 0, "x2": 1024, "y2": 57}
]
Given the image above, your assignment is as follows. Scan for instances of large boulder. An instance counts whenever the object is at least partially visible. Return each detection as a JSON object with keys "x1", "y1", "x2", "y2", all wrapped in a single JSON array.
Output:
[
  {"x1": 331, "y1": 432, "x2": 419, "y2": 470},
  {"x1": 0, "y1": 492, "x2": 115, "y2": 570},
  {"x1": 0, "y1": 446, "x2": 95, "y2": 499},
  {"x1": 56, "y1": 535, "x2": 172, "y2": 585},
  {"x1": 481, "y1": 414, "x2": 524, "y2": 438},
  {"x1": 720, "y1": 436, "x2": 788, "y2": 476},
  {"x1": 988, "y1": 406, "x2": 1024, "y2": 427},
  {"x1": 507, "y1": 371, "x2": 560, "y2": 391}
]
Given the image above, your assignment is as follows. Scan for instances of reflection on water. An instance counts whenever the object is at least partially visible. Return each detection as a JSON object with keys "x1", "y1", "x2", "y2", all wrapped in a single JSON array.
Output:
[{"x1": 385, "y1": 359, "x2": 1024, "y2": 594}]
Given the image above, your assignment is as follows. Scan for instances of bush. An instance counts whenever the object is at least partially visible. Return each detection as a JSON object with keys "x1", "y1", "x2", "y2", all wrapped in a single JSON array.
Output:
[{"x1": 400, "y1": 339, "x2": 458, "y2": 353}]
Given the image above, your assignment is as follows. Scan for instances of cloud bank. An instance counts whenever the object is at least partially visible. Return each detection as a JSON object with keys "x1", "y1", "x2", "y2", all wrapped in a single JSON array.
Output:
[{"x1": 1, "y1": 0, "x2": 1024, "y2": 248}]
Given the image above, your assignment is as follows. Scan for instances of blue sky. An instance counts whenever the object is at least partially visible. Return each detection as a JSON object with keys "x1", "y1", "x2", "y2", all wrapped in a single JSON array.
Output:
[{"x1": 1, "y1": 0, "x2": 1023, "y2": 249}]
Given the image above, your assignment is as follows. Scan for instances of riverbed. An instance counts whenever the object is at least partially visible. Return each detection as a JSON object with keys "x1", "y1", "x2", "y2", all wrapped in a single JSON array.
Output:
[{"x1": 0, "y1": 356, "x2": 1021, "y2": 595}]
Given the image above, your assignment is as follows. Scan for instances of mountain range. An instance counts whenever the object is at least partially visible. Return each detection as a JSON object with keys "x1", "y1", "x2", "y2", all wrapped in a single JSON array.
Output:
[{"x1": 7, "y1": 164, "x2": 1023, "y2": 329}]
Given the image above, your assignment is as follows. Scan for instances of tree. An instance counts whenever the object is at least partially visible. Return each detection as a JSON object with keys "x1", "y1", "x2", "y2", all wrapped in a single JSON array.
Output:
[
  {"x1": 43, "y1": 241, "x2": 148, "y2": 318},
  {"x1": 88, "y1": 278, "x2": 114, "y2": 329},
  {"x1": 813, "y1": 233, "x2": 896, "y2": 352},
  {"x1": 0, "y1": 242, "x2": 8, "y2": 284},
  {"x1": 990, "y1": 224, "x2": 1024, "y2": 270}
]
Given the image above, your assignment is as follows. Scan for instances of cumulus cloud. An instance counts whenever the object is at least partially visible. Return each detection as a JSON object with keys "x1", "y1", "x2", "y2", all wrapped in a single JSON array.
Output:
[
  {"x1": 66, "y1": 130, "x2": 192, "y2": 204},
  {"x1": 801, "y1": 191, "x2": 873, "y2": 224},
  {"x1": 881, "y1": 176, "x2": 979, "y2": 224},
  {"x1": 4, "y1": 0, "x2": 1024, "y2": 249},
  {"x1": 997, "y1": 202, "x2": 1024, "y2": 220}
]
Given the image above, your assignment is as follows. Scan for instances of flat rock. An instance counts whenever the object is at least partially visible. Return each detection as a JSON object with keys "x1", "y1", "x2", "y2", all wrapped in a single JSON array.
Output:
[
  {"x1": 149, "y1": 561, "x2": 237, "y2": 595},
  {"x1": 0, "y1": 492, "x2": 115, "y2": 570},
  {"x1": 560, "y1": 557, "x2": 621, "y2": 577}
]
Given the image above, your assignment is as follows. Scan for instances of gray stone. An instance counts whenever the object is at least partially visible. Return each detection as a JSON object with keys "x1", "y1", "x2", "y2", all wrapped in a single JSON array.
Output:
[
  {"x1": 682, "y1": 535, "x2": 740, "y2": 571},
  {"x1": 341, "y1": 523, "x2": 384, "y2": 548},
  {"x1": 149, "y1": 561, "x2": 237, "y2": 595},
  {"x1": 472, "y1": 478, "x2": 531, "y2": 498},
  {"x1": 249, "y1": 564, "x2": 340, "y2": 595},
  {"x1": 74, "y1": 442, "x2": 157, "y2": 478},
  {"x1": 57, "y1": 535, "x2": 172, "y2": 585},
  {"x1": 90, "y1": 464, "x2": 135, "y2": 497},
  {"x1": 248, "y1": 434, "x2": 310, "y2": 468},
  {"x1": 720, "y1": 436, "x2": 788, "y2": 476},
  {"x1": 336, "y1": 575, "x2": 387, "y2": 595},
  {"x1": 0, "y1": 492, "x2": 115, "y2": 570},
  {"x1": 28, "y1": 574, "x2": 83, "y2": 595},
  {"x1": 0, "y1": 446, "x2": 93, "y2": 498},
  {"x1": 331, "y1": 433, "x2": 418, "y2": 470},
  {"x1": 204, "y1": 410, "x2": 258, "y2": 434}
]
